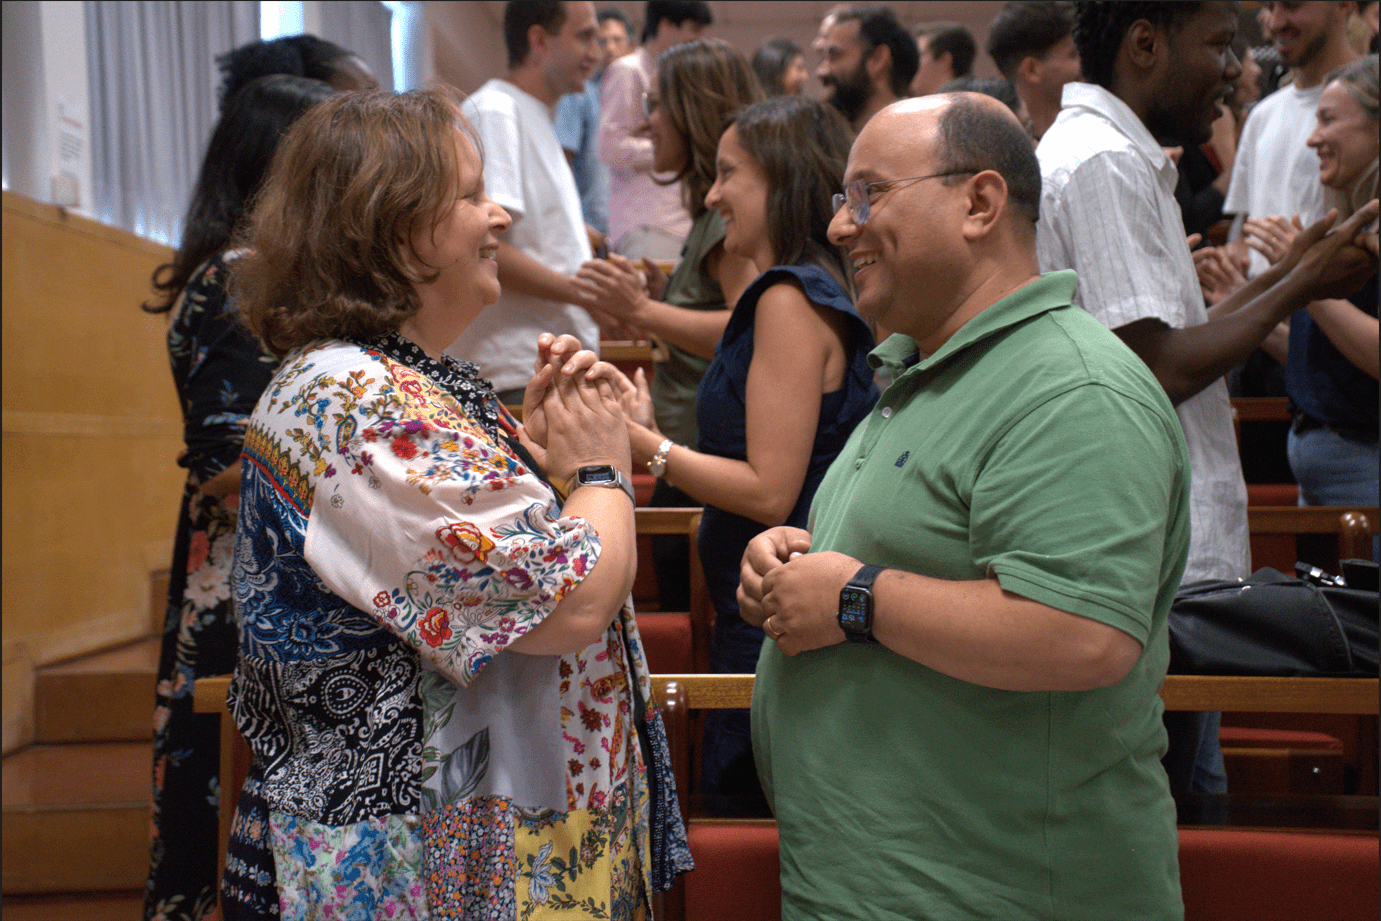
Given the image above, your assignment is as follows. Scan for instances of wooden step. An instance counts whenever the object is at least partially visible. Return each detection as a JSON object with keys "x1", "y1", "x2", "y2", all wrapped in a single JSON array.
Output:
[
  {"x1": 34, "y1": 638, "x2": 158, "y2": 743},
  {"x1": 0, "y1": 890, "x2": 145, "y2": 921},
  {"x1": 2, "y1": 742, "x2": 149, "y2": 893}
]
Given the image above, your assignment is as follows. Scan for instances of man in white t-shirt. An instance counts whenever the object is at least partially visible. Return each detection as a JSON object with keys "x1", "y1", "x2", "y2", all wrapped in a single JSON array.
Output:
[
  {"x1": 1226, "y1": 1, "x2": 1360, "y2": 277},
  {"x1": 447, "y1": 0, "x2": 602, "y2": 403},
  {"x1": 1037, "y1": 1, "x2": 1377, "y2": 797}
]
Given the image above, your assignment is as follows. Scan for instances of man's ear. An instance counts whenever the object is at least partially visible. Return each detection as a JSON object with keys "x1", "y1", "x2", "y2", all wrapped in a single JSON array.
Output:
[
  {"x1": 1125, "y1": 19, "x2": 1161, "y2": 74},
  {"x1": 527, "y1": 22, "x2": 551, "y2": 63},
  {"x1": 866, "y1": 42, "x2": 894, "y2": 84},
  {"x1": 961, "y1": 170, "x2": 1008, "y2": 241},
  {"x1": 1017, "y1": 54, "x2": 1042, "y2": 88}
]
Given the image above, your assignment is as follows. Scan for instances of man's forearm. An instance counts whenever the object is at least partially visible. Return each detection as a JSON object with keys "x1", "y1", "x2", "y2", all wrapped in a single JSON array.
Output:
[
  {"x1": 870, "y1": 571, "x2": 1143, "y2": 692},
  {"x1": 497, "y1": 240, "x2": 584, "y2": 305},
  {"x1": 1117, "y1": 266, "x2": 1311, "y2": 405}
]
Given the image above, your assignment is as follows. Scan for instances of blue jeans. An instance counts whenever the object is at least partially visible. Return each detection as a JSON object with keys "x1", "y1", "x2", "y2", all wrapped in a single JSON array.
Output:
[
  {"x1": 1288, "y1": 425, "x2": 1379, "y2": 560},
  {"x1": 1288, "y1": 425, "x2": 1379, "y2": 507}
]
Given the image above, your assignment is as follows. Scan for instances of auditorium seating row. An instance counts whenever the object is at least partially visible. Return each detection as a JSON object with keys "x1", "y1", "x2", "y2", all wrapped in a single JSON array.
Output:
[
  {"x1": 652, "y1": 674, "x2": 1380, "y2": 921},
  {"x1": 192, "y1": 386, "x2": 1379, "y2": 917}
]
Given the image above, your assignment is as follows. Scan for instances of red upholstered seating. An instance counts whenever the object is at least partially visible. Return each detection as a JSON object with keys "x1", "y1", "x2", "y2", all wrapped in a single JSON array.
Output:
[
  {"x1": 683, "y1": 823, "x2": 781, "y2": 921},
  {"x1": 1219, "y1": 726, "x2": 1344, "y2": 750},
  {"x1": 1247, "y1": 482, "x2": 1299, "y2": 506},
  {"x1": 668, "y1": 820, "x2": 1381, "y2": 921},
  {"x1": 635, "y1": 611, "x2": 694, "y2": 674},
  {"x1": 1179, "y1": 829, "x2": 1380, "y2": 921}
]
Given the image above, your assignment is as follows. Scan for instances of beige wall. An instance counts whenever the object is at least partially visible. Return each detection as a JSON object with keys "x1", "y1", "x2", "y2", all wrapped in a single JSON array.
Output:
[
  {"x1": 2, "y1": 191, "x2": 182, "y2": 753},
  {"x1": 427, "y1": 2, "x2": 1006, "y2": 95}
]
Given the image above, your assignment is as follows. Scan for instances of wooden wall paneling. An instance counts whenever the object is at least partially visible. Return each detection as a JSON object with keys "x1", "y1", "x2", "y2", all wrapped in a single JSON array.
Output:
[{"x1": 2, "y1": 191, "x2": 182, "y2": 753}]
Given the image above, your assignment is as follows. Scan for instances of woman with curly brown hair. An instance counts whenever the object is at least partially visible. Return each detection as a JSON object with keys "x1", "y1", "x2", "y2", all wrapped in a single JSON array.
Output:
[{"x1": 222, "y1": 87, "x2": 688, "y2": 919}]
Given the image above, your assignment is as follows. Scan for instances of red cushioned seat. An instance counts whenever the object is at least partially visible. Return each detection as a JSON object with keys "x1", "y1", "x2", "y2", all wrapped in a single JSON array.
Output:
[
  {"x1": 684, "y1": 823, "x2": 780, "y2": 921},
  {"x1": 1219, "y1": 726, "x2": 1345, "y2": 750},
  {"x1": 1247, "y1": 483, "x2": 1299, "y2": 506},
  {"x1": 1179, "y1": 828, "x2": 1379, "y2": 921},
  {"x1": 635, "y1": 612, "x2": 693, "y2": 674}
]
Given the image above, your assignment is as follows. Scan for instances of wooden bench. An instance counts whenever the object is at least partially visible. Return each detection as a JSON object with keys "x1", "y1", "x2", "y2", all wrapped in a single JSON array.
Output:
[
  {"x1": 198, "y1": 670, "x2": 1378, "y2": 918},
  {"x1": 1248, "y1": 505, "x2": 1377, "y2": 574},
  {"x1": 650, "y1": 673, "x2": 1380, "y2": 921},
  {"x1": 632, "y1": 507, "x2": 711, "y2": 675}
]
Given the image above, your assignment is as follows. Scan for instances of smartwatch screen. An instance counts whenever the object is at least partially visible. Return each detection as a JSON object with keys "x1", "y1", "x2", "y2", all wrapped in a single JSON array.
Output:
[{"x1": 839, "y1": 587, "x2": 871, "y2": 631}]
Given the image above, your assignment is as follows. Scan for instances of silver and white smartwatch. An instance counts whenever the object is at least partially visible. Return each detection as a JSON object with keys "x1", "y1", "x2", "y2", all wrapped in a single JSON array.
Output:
[{"x1": 567, "y1": 465, "x2": 636, "y2": 505}]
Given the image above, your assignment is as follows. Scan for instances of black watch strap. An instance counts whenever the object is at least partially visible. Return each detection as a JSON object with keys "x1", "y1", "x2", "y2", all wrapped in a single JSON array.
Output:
[
  {"x1": 839, "y1": 564, "x2": 885, "y2": 644},
  {"x1": 849, "y1": 564, "x2": 885, "y2": 590}
]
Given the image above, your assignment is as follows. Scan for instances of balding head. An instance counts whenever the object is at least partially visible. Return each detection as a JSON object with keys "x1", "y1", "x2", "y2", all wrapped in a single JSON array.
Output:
[
  {"x1": 872, "y1": 92, "x2": 1042, "y2": 224},
  {"x1": 830, "y1": 93, "x2": 1042, "y2": 350}
]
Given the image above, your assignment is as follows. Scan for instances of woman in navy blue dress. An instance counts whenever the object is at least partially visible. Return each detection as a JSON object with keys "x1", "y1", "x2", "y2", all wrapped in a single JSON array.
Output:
[{"x1": 613, "y1": 96, "x2": 878, "y2": 797}]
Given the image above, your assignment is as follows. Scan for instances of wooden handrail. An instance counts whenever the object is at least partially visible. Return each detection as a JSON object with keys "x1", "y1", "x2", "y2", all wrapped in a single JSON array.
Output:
[
  {"x1": 199, "y1": 673, "x2": 1381, "y2": 716},
  {"x1": 650, "y1": 673, "x2": 1381, "y2": 715},
  {"x1": 1231, "y1": 397, "x2": 1292, "y2": 423}
]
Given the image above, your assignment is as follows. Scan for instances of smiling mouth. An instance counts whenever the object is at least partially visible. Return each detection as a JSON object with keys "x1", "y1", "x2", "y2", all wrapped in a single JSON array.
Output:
[
  {"x1": 480, "y1": 245, "x2": 498, "y2": 263},
  {"x1": 852, "y1": 253, "x2": 877, "y2": 271}
]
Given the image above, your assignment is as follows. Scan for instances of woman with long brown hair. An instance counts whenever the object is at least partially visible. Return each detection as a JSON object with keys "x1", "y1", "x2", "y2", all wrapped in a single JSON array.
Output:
[{"x1": 577, "y1": 38, "x2": 762, "y2": 609}]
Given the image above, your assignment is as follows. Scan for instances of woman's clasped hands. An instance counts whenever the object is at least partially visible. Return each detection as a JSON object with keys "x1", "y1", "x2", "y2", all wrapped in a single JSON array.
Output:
[{"x1": 520, "y1": 332, "x2": 632, "y2": 490}]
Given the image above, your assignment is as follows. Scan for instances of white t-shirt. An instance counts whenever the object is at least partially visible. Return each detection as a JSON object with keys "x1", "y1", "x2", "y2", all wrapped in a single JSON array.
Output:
[
  {"x1": 1037, "y1": 83, "x2": 1251, "y2": 584},
  {"x1": 1224, "y1": 82, "x2": 1327, "y2": 278},
  {"x1": 447, "y1": 79, "x2": 598, "y2": 393}
]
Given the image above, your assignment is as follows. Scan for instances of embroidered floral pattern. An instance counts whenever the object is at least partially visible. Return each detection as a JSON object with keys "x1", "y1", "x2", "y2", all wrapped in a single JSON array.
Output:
[{"x1": 228, "y1": 340, "x2": 675, "y2": 916}]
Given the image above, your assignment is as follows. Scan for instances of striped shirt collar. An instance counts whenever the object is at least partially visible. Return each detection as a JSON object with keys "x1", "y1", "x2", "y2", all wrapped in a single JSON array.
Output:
[{"x1": 1058, "y1": 82, "x2": 1178, "y2": 187}]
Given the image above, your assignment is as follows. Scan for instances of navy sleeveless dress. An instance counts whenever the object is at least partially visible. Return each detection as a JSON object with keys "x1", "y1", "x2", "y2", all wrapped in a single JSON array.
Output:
[{"x1": 693, "y1": 261, "x2": 878, "y2": 796}]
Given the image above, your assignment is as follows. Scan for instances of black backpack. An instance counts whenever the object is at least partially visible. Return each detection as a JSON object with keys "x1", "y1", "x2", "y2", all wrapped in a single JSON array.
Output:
[{"x1": 1168, "y1": 560, "x2": 1379, "y2": 678}]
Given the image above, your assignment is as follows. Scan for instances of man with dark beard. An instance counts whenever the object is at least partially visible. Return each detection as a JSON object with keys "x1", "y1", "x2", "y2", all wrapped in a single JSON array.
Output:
[{"x1": 815, "y1": 5, "x2": 919, "y2": 132}]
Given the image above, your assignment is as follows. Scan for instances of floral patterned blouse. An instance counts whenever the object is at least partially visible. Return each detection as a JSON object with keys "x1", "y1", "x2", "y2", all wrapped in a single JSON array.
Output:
[{"x1": 227, "y1": 339, "x2": 672, "y2": 919}]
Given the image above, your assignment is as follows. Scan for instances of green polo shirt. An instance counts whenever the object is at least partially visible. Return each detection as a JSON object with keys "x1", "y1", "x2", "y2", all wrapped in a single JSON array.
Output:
[{"x1": 752, "y1": 271, "x2": 1190, "y2": 921}]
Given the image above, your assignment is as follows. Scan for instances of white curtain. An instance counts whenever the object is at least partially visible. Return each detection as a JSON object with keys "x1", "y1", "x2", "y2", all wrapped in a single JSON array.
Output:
[
  {"x1": 85, "y1": 0, "x2": 260, "y2": 245},
  {"x1": 85, "y1": 1, "x2": 397, "y2": 247},
  {"x1": 318, "y1": 1, "x2": 395, "y2": 93}
]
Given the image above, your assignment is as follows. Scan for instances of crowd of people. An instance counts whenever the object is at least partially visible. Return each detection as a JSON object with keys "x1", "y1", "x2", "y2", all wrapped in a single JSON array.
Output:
[{"x1": 143, "y1": 2, "x2": 1377, "y2": 919}]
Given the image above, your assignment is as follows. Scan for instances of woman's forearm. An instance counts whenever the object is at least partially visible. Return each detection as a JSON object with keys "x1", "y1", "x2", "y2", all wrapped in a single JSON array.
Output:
[
  {"x1": 507, "y1": 485, "x2": 636, "y2": 655},
  {"x1": 1306, "y1": 297, "x2": 1379, "y2": 379}
]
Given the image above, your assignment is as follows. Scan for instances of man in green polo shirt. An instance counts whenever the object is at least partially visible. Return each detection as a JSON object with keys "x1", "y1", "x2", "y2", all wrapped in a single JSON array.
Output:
[{"x1": 738, "y1": 93, "x2": 1191, "y2": 920}]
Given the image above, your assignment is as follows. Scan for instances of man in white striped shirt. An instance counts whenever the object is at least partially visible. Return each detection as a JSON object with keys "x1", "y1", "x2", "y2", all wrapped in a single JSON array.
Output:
[{"x1": 1035, "y1": 1, "x2": 1377, "y2": 795}]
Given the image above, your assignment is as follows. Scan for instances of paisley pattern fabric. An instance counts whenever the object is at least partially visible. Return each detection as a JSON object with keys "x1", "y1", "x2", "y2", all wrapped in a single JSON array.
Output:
[
  {"x1": 224, "y1": 339, "x2": 678, "y2": 917},
  {"x1": 147, "y1": 251, "x2": 278, "y2": 921}
]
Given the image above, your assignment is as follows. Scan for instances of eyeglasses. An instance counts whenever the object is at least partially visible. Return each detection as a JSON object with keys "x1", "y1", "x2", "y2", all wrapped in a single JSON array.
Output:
[
  {"x1": 641, "y1": 92, "x2": 659, "y2": 118},
  {"x1": 831, "y1": 170, "x2": 976, "y2": 226}
]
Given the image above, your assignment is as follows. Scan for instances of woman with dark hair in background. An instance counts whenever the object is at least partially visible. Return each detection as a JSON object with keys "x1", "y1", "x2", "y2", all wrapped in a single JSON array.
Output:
[
  {"x1": 609, "y1": 95, "x2": 878, "y2": 800},
  {"x1": 216, "y1": 33, "x2": 378, "y2": 108},
  {"x1": 752, "y1": 36, "x2": 809, "y2": 96},
  {"x1": 141, "y1": 74, "x2": 336, "y2": 921},
  {"x1": 577, "y1": 39, "x2": 762, "y2": 610}
]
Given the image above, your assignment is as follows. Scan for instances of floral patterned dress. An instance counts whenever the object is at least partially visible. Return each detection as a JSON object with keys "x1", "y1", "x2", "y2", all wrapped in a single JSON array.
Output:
[
  {"x1": 147, "y1": 251, "x2": 277, "y2": 921},
  {"x1": 222, "y1": 336, "x2": 688, "y2": 919}
]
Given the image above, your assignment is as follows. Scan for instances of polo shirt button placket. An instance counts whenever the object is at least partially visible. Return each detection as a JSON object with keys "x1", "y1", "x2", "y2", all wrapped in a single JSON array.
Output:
[{"x1": 880, "y1": 406, "x2": 892, "y2": 418}]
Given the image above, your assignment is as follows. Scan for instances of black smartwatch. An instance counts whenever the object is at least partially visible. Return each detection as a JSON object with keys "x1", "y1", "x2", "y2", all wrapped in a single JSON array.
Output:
[
  {"x1": 838, "y1": 563, "x2": 885, "y2": 644},
  {"x1": 568, "y1": 465, "x2": 636, "y2": 505}
]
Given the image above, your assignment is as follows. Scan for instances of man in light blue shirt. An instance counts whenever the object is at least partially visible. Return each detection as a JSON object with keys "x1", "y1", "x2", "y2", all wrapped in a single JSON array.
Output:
[{"x1": 556, "y1": 7, "x2": 634, "y2": 238}]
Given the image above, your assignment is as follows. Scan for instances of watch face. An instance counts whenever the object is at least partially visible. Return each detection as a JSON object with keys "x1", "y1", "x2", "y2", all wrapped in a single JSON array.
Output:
[
  {"x1": 839, "y1": 587, "x2": 871, "y2": 631},
  {"x1": 579, "y1": 466, "x2": 618, "y2": 485}
]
